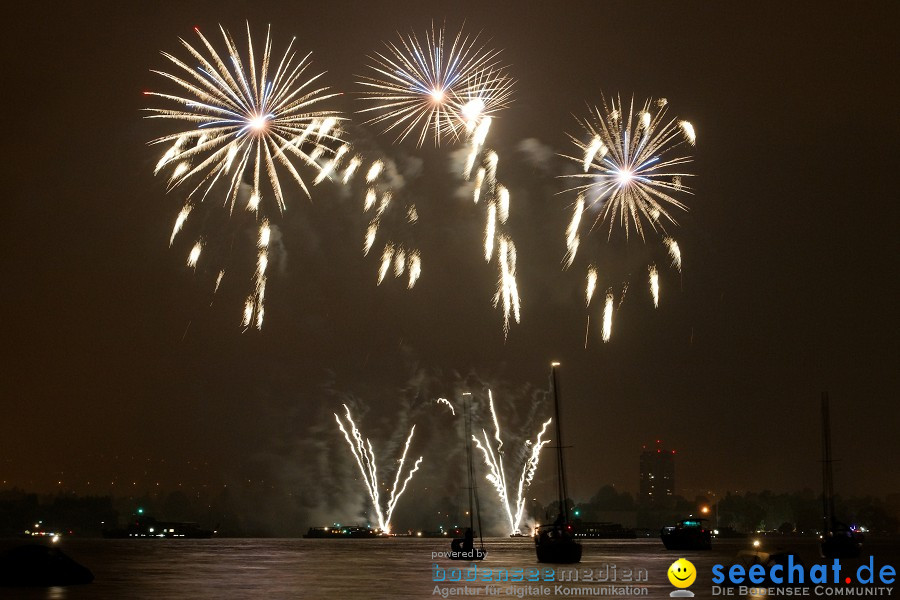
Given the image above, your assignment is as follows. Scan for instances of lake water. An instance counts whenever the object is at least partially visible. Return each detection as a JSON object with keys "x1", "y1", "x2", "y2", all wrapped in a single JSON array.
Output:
[{"x1": 3, "y1": 537, "x2": 897, "y2": 599}]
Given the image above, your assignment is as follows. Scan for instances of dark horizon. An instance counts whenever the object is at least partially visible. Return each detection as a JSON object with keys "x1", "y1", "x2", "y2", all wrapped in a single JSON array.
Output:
[
  {"x1": 4, "y1": 480, "x2": 897, "y2": 539},
  {"x1": 2, "y1": 0, "x2": 897, "y2": 534}
]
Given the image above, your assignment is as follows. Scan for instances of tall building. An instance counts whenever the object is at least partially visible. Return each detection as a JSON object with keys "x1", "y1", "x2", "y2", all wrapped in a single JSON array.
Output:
[{"x1": 639, "y1": 441, "x2": 676, "y2": 506}]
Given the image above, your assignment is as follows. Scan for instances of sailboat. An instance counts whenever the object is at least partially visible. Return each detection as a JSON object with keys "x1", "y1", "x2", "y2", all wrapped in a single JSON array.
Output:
[
  {"x1": 450, "y1": 393, "x2": 487, "y2": 561},
  {"x1": 534, "y1": 362, "x2": 582, "y2": 564},
  {"x1": 820, "y1": 392, "x2": 863, "y2": 558}
]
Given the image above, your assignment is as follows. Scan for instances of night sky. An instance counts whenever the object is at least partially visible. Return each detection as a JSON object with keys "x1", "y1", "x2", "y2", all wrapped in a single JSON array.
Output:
[{"x1": 2, "y1": 1, "x2": 898, "y2": 522}]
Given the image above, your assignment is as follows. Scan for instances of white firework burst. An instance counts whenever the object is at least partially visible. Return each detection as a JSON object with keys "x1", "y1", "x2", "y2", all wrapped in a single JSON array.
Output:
[
  {"x1": 357, "y1": 24, "x2": 513, "y2": 146},
  {"x1": 562, "y1": 95, "x2": 695, "y2": 243},
  {"x1": 145, "y1": 23, "x2": 344, "y2": 328},
  {"x1": 563, "y1": 96, "x2": 697, "y2": 343}
]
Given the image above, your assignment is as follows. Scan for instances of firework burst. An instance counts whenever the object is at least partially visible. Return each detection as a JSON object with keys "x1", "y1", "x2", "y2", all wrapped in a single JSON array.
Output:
[
  {"x1": 145, "y1": 23, "x2": 344, "y2": 328},
  {"x1": 334, "y1": 404, "x2": 423, "y2": 534},
  {"x1": 358, "y1": 24, "x2": 513, "y2": 146},
  {"x1": 563, "y1": 95, "x2": 696, "y2": 342},
  {"x1": 562, "y1": 95, "x2": 694, "y2": 243},
  {"x1": 356, "y1": 24, "x2": 518, "y2": 335}
]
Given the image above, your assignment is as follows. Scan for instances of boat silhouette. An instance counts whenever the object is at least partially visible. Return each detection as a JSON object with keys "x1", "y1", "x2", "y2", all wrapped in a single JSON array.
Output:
[
  {"x1": 534, "y1": 363, "x2": 582, "y2": 564},
  {"x1": 820, "y1": 392, "x2": 863, "y2": 558},
  {"x1": 660, "y1": 517, "x2": 712, "y2": 550},
  {"x1": 450, "y1": 393, "x2": 487, "y2": 560}
]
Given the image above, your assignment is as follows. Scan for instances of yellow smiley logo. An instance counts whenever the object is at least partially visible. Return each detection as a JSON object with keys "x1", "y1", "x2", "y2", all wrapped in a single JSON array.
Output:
[{"x1": 668, "y1": 558, "x2": 696, "y2": 588}]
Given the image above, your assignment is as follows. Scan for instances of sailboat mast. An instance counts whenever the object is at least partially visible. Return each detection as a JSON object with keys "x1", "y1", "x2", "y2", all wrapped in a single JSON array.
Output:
[
  {"x1": 464, "y1": 394, "x2": 475, "y2": 534},
  {"x1": 550, "y1": 363, "x2": 570, "y2": 522},
  {"x1": 472, "y1": 420, "x2": 484, "y2": 544},
  {"x1": 821, "y1": 392, "x2": 836, "y2": 531}
]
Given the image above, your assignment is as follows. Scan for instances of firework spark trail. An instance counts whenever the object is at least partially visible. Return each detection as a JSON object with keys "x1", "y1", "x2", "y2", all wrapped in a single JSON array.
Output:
[
  {"x1": 513, "y1": 419, "x2": 552, "y2": 530},
  {"x1": 366, "y1": 160, "x2": 383, "y2": 182},
  {"x1": 562, "y1": 95, "x2": 696, "y2": 341},
  {"x1": 680, "y1": 121, "x2": 696, "y2": 146},
  {"x1": 187, "y1": 242, "x2": 202, "y2": 268},
  {"x1": 242, "y1": 221, "x2": 269, "y2": 329},
  {"x1": 435, "y1": 398, "x2": 456, "y2": 416},
  {"x1": 586, "y1": 267, "x2": 598, "y2": 306},
  {"x1": 472, "y1": 391, "x2": 552, "y2": 536},
  {"x1": 364, "y1": 223, "x2": 377, "y2": 255},
  {"x1": 407, "y1": 250, "x2": 421, "y2": 288},
  {"x1": 385, "y1": 427, "x2": 424, "y2": 522},
  {"x1": 358, "y1": 25, "x2": 513, "y2": 147},
  {"x1": 314, "y1": 143, "x2": 350, "y2": 185},
  {"x1": 334, "y1": 404, "x2": 423, "y2": 534},
  {"x1": 463, "y1": 117, "x2": 521, "y2": 336},
  {"x1": 582, "y1": 136, "x2": 607, "y2": 171},
  {"x1": 341, "y1": 156, "x2": 361, "y2": 183},
  {"x1": 485, "y1": 152, "x2": 499, "y2": 188},
  {"x1": 583, "y1": 266, "x2": 598, "y2": 347},
  {"x1": 584, "y1": 315, "x2": 591, "y2": 350},
  {"x1": 474, "y1": 432, "x2": 513, "y2": 532},
  {"x1": 491, "y1": 236, "x2": 521, "y2": 336},
  {"x1": 664, "y1": 237, "x2": 682, "y2": 272},
  {"x1": 146, "y1": 24, "x2": 343, "y2": 327},
  {"x1": 602, "y1": 290, "x2": 614, "y2": 342},
  {"x1": 463, "y1": 118, "x2": 493, "y2": 181},
  {"x1": 472, "y1": 167, "x2": 486, "y2": 203},
  {"x1": 393, "y1": 247, "x2": 406, "y2": 278},
  {"x1": 485, "y1": 202, "x2": 496, "y2": 260},
  {"x1": 617, "y1": 282, "x2": 629, "y2": 310},
  {"x1": 334, "y1": 406, "x2": 384, "y2": 530},
  {"x1": 347, "y1": 156, "x2": 423, "y2": 288},
  {"x1": 170, "y1": 206, "x2": 191, "y2": 246},
  {"x1": 649, "y1": 264, "x2": 659, "y2": 308},
  {"x1": 378, "y1": 244, "x2": 393, "y2": 284},
  {"x1": 564, "y1": 194, "x2": 584, "y2": 268},
  {"x1": 497, "y1": 185, "x2": 509, "y2": 222},
  {"x1": 364, "y1": 188, "x2": 377, "y2": 212}
]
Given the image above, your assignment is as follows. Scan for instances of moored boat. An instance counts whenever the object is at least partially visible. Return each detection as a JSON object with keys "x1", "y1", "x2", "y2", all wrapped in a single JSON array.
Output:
[
  {"x1": 102, "y1": 514, "x2": 213, "y2": 539},
  {"x1": 534, "y1": 362, "x2": 582, "y2": 564},
  {"x1": 660, "y1": 517, "x2": 711, "y2": 550},
  {"x1": 449, "y1": 394, "x2": 487, "y2": 561},
  {"x1": 819, "y1": 393, "x2": 863, "y2": 558}
]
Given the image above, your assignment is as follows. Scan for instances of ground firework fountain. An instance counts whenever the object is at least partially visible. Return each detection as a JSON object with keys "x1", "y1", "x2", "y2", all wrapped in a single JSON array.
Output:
[{"x1": 333, "y1": 404, "x2": 423, "y2": 534}]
